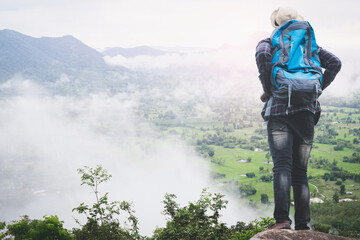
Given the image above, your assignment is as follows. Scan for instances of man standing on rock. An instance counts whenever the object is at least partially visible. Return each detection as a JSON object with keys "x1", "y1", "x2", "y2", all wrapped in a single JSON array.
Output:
[{"x1": 255, "y1": 7, "x2": 341, "y2": 230}]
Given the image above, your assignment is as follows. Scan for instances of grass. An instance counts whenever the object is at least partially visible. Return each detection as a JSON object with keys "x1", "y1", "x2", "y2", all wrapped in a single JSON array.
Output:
[{"x1": 153, "y1": 105, "x2": 360, "y2": 205}]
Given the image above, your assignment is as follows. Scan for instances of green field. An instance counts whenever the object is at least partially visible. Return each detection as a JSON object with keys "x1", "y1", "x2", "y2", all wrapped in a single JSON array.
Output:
[{"x1": 150, "y1": 101, "x2": 360, "y2": 208}]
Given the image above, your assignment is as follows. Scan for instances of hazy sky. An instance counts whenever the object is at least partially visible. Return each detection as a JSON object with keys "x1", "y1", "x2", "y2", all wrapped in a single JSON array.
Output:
[{"x1": 0, "y1": 0, "x2": 359, "y2": 49}]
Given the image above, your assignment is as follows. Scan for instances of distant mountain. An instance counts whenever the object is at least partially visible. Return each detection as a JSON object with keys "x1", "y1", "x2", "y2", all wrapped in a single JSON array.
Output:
[
  {"x1": 0, "y1": 29, "x2": 126, "y2": 83},
  {"x1": 103, "y1": 45, "x2": 166, "y2": 58}
]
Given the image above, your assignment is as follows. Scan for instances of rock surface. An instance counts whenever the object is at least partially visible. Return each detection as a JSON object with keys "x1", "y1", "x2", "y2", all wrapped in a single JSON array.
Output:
[{"x1": 250, "y1": 229, "x2": 358, "y2": 240}]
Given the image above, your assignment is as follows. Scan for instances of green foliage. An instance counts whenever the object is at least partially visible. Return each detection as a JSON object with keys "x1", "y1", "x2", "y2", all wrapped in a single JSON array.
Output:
[
  {"x1": 259, "y1": 175, "x2": 273, "y2": 182},
  {"x1": 343, "y1": 152, "x2": 360, "y2": 163},
  {"x1": 152, "y1": 189, "x2": 229, "y2": 240},
  {"x1": 334, "y1": 145, "x2": 344, "y2": 151},
  {"x1": 229, "y1": 217, "x2": 275, "y2": 240},
  {"x1": 340, "y1": 185, "x2": 346, "y2": 195},
  {"x1": 0, "y1": 222, "x2": 6, "y2": 239},
  {"x1": 72, "y1": 218, "x2": 135, "y2": 240},
  {"x1": 196, "y1": 144, "x2": 214, "y2": 157},
  {"x1": 310, "y1": 157, "x2": 339, "y2": 171},
  {"x1": 333, "y1": 192, "x2": 339, "y2": 203},
  {"x1": 265, "y1": 152, "x2": 271, "y2": 161},
  {"x1": 239, "y1": 184, "x2": 257, "y2": 196},
  {"x1": 72, "y1": 165, "x2": 141, "y2": 240},
  {"x1": 3, "y1": 215, "x2": 73, "y2": 240},
  {"x1": 311, "y1": 201, "x2": 360, "y2": 238},
  {"x1": 151, "y1": 189, "x2": 274, "y2": 240},
  {"x1": 245, "y1": 172, "x2": 255, "y2": 178},
  {"x1": 312, "y1": 223, "x2": 331, "y2": 233},
  {"x1": 211, "y1": 172, "x2": 226, "y2": 180},
  {"x1": 260, "y1": 194, "x2": 269, "y2": 204},
  {"x1": 208, "y1": 150, "x2": 215, "y2": 157},
  {"x1": 321, "y1": 168, "x2": 360, "y2": 184},
  {"x1": 211, "y1": 158, "x2": 225, "y2": 165}
]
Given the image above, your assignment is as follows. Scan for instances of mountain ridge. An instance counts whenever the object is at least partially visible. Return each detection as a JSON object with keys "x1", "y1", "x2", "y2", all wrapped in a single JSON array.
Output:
[{"x1": 0, "y1": 29, "x2": 126, "y2": 83}]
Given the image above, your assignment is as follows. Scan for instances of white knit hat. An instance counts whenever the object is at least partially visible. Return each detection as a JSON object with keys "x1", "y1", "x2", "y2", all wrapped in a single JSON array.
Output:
[{"x1": 270, "y1": 7, "x2": 305, "y2": 28}]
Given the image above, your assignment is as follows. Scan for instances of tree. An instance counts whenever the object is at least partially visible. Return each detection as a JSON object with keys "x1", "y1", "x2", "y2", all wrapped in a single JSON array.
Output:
[
  {"x1": 246, "y1": 172, "x2": 256, "y2": 178},
  {"x1": 72, "y1": 165, "x2": 141, "y2": 240},
  {"x1": 152, "y1": 189, "x2": 275, "y2": 240},
  {"x1": 311, "y1": 201, "x2": 360, "y2": 238},
  {"x1": 333, "y1": 192, "x2": 339, "y2": 203},
  {"x1": 152, "y1": 189, "x2": 230, "y2": 239},
  {"x1": 334, "y1": 145, "x2": 344, "y2": 151},
  {"x1": 340, "y1": 185, "x2": 346, "y2": 195},
  {"x1": 336, "y1": 180, "x2": 343, "y2": 185},
  {"x1": 208, "y1": 150, "x2": 215, "y2": 157},
  {"x1": 265, "y1": 152, "x2": 271, "y2": 163},
  {"x1": 239, "y1": 184, "x2": 257, "y2": 196},
  {"x1": 3, "y1": 215, "x2": 73, "y2": 240},
  {"x1": 261, "y1": 194, "x2": 269, "y2": 204},
  {"x1": 260, "y1": 175, "x2": 273, "y2": 182}
]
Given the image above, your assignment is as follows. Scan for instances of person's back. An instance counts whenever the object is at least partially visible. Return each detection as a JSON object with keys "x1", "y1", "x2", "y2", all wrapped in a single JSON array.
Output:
[
  {"x1": 255, "y1": 7, "x2": 342, "y2": 230},
  {"x1": 270, "y1": 19, "x2": 322, "y2": 111}
]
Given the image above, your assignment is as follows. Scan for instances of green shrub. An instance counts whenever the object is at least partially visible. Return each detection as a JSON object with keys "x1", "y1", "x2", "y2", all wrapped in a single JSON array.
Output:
[
  {"x1": 4, "y1": 215, "x2": 73, "y2": 240},
  {"x1": 312, "y1": 223, "x2": 331, "y2": 233},
  {"x1": 151, "y1": 189, "x2": 274, "y2": 240},
  {"x1": 72, "y1": 165, "x2": 142, "y2": 240}
]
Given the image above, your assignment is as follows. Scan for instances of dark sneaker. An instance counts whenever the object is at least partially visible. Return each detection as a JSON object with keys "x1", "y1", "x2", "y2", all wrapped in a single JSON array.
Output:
[
  {"x1": 269, "y1": 222, "x2": 291, "y2": 230},
  {"x1": 295, "y1": 224, "x2": 310, "y2": 230}
]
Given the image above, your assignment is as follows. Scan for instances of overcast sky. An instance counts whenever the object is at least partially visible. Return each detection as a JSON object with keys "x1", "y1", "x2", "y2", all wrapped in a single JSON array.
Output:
[{"x1": 0, "y1": 0, "x2": 359, "y2": 49}]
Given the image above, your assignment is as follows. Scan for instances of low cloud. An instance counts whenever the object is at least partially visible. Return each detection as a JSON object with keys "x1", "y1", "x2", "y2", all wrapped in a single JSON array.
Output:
[
  {"x1": 0, "y1": 78, "x2": 257, "y2": 236},
  {"x1": 105, "y1": 46, "x2": 264, "y2": 104},
  {"x1": 104, "y1": 45, "x2": 360, "y2": 100}
]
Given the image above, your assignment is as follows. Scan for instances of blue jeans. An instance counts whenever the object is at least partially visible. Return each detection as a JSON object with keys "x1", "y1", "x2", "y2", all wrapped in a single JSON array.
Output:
[{"x1": 267, "y1": 111, "x2": 314, "y2": 230}]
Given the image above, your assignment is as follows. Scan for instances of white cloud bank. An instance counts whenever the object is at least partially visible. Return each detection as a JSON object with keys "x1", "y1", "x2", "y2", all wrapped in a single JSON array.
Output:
[{"x1": 0, "y1": 78, "x2": 258, "y2": 236}]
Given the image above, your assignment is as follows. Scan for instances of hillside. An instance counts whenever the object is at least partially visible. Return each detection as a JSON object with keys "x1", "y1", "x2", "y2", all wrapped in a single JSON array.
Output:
[
  {"x1": 147, "y1": 96, "x2": 360, "y2": 205},
  {"x1": 0, "y1": 29, "x2": 126, "y2": 82}
]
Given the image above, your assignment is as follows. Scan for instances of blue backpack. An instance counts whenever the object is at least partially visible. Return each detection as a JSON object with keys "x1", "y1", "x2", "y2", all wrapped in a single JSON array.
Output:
[{"x1": 270, "y1": 20, "x2": 323, "y2": 111}]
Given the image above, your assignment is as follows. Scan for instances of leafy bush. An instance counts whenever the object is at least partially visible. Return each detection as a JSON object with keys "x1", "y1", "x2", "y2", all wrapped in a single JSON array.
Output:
[
  {"x1": 260, "y1": 175, "x2": 273, "y2": 182},
  {"x1": 211, "y1": 172, "x2": 226, "y2": 179},
  {"x1": 0, "y1": 166, "x2": 278, "y2": 240},
  {"x1": 2, "y1": 215, "x2": 73, "y2": 240},
  {"x1": 239, "y1": 184, "x2": 257, "y2": 196},
  {"x1": 260, "y1": 194, "x2": 269, "y2": 204},
  {"x1": 72, "y1": 165, "x2": 141, "y2": 240},
  {"x1": 151, "y1": 189, "x2": 274, "y2": 240},
  {"x1": 229, "y1": 217, "x2": 275, "y2": 240},
  {"x1": 311, "y1": 201, "x2": 360, "y2": 238},
  {"x1": 312, "y1": 223, "x2": 331, "y2": 233},
  {"x1": 343, "y1": 152, "x2": 360, "y2": 163},
  {"x1": 334, "y1": 145, "x2": 344, "y2": 151},
  {"x1": 245, "y1": 172, "x2": 255, "y2": 178},
  {"x1": 152, "y1": 190, "x2": 229, "y2": 240}
]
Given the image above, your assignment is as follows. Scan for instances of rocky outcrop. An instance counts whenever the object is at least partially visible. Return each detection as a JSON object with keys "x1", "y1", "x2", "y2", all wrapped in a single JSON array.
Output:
[{"x1": 250, "y1": 229, "x2": 358, "y2": 240}]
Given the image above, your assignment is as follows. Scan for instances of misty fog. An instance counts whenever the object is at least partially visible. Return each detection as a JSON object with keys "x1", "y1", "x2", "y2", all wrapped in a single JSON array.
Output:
[
  {"x1": 104, "y1": 41, "x2": 360, "y2": 99},
  {"x1": 0, "y1": 77, "x2": 257, "y2": 235}
]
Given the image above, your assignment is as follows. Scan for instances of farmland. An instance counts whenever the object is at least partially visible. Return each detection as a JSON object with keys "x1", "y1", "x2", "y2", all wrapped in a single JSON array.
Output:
[{"x1": 148, "y1": 97, "x2": 360, "y2": 206}]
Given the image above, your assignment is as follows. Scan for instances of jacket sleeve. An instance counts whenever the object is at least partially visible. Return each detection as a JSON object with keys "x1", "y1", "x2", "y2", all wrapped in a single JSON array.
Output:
[
  {"x1": 255, "y1": 38, "x2": 272, "y2": 93},
  {"x1": 319, "y1": 47, "x2": 342, "y2": 90}
]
